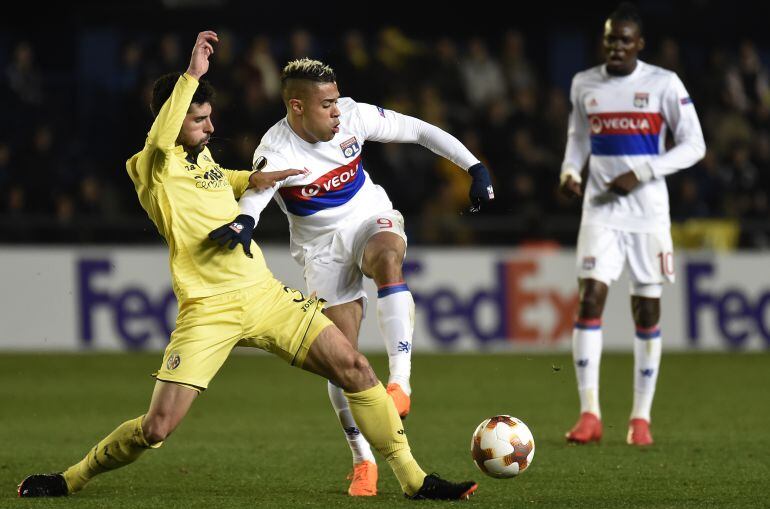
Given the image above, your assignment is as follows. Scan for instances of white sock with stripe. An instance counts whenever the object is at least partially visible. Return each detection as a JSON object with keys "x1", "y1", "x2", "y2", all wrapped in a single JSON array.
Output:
[
  {"x1": 376, "y1": 282, "x2": 414, "y2": 394},
  {"x1": 573, "y1": 318, "x2": 603, "y2": 418},
  {"x1": 631, "y1": 325, "x2": 662, "y2": 422},
  {"x1": 327, "y1": 380, "x2": 375, "y2": 464}
]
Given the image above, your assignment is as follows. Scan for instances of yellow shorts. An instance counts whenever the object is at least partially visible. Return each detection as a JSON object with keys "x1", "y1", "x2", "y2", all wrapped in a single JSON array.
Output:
[{"x1": 154, "y1": 277, "x2": 332, "y2": 391}]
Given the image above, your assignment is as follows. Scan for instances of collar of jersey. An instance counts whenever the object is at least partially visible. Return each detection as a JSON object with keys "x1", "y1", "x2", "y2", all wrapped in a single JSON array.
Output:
[
  {"x1": 172, "y1": 144, "x2": 205, "y2": 165},
  {"x1": 602, "y1": 60, "x2": 645, "y2": 81}
]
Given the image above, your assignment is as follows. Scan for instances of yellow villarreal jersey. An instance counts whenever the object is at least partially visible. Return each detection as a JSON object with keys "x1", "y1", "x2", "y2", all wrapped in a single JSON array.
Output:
[{"x1": 126, "y1": 73, "x2": 271, "y2": 301}]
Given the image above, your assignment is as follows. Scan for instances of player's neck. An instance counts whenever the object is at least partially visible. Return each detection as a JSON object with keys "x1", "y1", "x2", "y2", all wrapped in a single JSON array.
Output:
[
  {"x1": 287, "y1": 115, "x2": 318, "y2": 144},
  {"x1": 606, "y1": 59, "x2": 638, "y2": 77},
  {"x1": 182, "y1": 145, "x2": 203, "y2": 164}
]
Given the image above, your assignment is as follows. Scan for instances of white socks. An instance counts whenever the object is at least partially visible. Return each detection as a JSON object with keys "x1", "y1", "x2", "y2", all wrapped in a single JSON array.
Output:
[
  {"x1": 327, "y1": 381, "x2": 375, "y2": 464},
  {"x1": 631, "y1": 326, "x2": 662, "y2": 422},
  {"x1": 573, "y1": 317, "x2": 662, "y2": 423},
  {"x1": 376, "y1": 283, "x2": 414, "y2": 394},
  {"x1": 572, "y1": 319, "x2": 603, "y2": 418},
  {"x1": 326, "y1": 281, "x2": 414, "y2": 466}
]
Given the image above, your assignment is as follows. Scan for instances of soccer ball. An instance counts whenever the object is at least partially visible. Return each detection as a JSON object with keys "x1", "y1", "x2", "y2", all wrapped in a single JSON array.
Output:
[{"x1": 470, "y1": 415, "x2": 535, "y2": 478}]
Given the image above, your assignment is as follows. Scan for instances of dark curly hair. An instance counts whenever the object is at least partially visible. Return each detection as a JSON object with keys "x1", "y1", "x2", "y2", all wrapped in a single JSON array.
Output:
[{"x1": 150, "y1": 72, "x2": 215, "y2": 117}]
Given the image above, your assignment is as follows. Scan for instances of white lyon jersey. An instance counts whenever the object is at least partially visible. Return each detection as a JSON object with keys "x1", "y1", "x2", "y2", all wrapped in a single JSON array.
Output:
[
  {"x1": 561, "y1": 61, "x2": 706, "y2": 232},
  {"x1": 240, "y1": 97, "x2": 479, "y2": 264}
]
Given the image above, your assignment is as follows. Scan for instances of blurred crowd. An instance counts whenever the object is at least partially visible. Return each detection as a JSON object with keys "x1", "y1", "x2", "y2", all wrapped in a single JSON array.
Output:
[{"x1": 1, "y1": 27, "x2": 769, "y2": 247}]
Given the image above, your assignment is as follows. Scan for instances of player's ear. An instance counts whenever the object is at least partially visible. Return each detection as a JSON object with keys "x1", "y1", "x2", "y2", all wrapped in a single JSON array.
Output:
[
  {"x1": 637, "y1": 36, "x2": 645, "y2": 52},
  {"x1": 289, "y1": 98, "x2": 303, "y2": 116}
]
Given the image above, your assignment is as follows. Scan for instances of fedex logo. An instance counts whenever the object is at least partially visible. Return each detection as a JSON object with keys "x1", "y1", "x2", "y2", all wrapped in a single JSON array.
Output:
[
  {"x1": 79, "y1": 260, "x2": 175, "y2": 349},
  {"x1": 686, "y1": 262, "x2": 770, "y2": 348},
  {"x1": 589, "y1": 112, "x2": 663, "y2": 135},
  {"x1": 405, "y1": 259, "x2": 578, "y2": 345}
]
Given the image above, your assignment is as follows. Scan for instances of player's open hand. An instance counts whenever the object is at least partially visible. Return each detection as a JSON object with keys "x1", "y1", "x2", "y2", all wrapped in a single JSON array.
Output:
[
  {"x1": 608, "y1": 170, "x2": 640, "y2": 196},
  {"x1": 186, "y1": 31, "x2": 218, "y2": 80},
  {"x1": 248, "y1": 168, "x2": 309, "y2": 192},
  {"x1": 560, "y1": 175, "x2": 583, "y2": 199},
  {"x1": 208, "y1": 214, "x2": 255, "y2": 258}
]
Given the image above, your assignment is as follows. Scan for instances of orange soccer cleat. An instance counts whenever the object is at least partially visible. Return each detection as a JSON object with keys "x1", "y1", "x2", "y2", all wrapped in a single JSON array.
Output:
[
  {"x1": 347, "y1": 460, "x2": 378, "y2": 496},
  {"x1": 627, "y1": 418, "x2": 654, "y2": 446},
  {"x1": 386, "y1": 383, "x2": 411, "y2": 418},
  {"x1": 565, "y1": 412, "x2": 603, "y2": 444}
]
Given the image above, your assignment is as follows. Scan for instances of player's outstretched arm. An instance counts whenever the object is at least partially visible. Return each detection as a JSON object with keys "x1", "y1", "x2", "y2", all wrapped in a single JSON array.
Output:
[
  {"x1": 208, "y1": 168, "x2": 305, "y2": 257},
  {"x1": 221, "y1": 167, "x2": 306, "y2": 199},
  {"x1": 248, "y1": 168, "x2": 307, "y2": 192},
  {"x1": 355, "y1": 102, "x2": 495, "y2": 212}
]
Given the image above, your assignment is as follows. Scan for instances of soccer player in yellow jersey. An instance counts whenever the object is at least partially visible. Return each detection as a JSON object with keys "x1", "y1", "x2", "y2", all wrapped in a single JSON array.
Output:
[{"x1": 17, "y1": 31, "x2": 477, "y2": 501}]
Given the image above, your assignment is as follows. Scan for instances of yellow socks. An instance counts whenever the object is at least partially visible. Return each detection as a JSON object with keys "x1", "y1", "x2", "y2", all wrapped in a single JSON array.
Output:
[
  {"x1": 62, "y1": 415, "x2": 158, "y2": 493},
  {"x1": 345, "y1": 383, "x2": 426, "y2": 496},
  {"x1": 59, "y1": 390, "x2": 424, "y2": 495}
]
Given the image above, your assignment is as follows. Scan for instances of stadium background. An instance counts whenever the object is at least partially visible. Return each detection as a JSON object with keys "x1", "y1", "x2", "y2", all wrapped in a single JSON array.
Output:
[{"x1": 1, "y1": 0, "x2": 769, "y2": 353}]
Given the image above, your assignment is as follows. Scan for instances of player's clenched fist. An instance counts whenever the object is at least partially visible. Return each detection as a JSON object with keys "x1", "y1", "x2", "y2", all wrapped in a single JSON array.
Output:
[{"x1": 209, "y1": 214, "x2": 256, "y2": 258}]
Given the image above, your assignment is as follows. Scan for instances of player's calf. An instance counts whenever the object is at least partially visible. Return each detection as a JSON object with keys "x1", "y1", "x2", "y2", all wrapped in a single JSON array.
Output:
[{"x1": 303, "y1": 325, "x2": 379, "y2": 393}]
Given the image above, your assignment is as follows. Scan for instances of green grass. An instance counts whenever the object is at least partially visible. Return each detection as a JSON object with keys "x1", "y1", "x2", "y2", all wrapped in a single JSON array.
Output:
[{"x1": 1, "y1": 352, "x2": 769, "y2": 508}]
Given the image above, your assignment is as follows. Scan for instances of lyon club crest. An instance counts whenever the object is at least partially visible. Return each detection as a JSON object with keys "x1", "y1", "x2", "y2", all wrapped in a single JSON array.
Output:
[
  {"x1": 340, "y1": 137, "x2": 360, "y2": 158},
  {"x1": 634, "y1": 92, "x2": 649, "y2": 108},
  {"x1": 582, "y1": 256, "x2": 596, "y2": 270}
]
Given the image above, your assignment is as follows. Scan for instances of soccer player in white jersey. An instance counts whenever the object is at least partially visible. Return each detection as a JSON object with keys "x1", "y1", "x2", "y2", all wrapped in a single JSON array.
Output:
[
  {"x1": 559, "y1": 2, "x2": 705, "y2": 446},
  {"x1": 210, "y1": 58, "x2": 494, "y2": 495}
]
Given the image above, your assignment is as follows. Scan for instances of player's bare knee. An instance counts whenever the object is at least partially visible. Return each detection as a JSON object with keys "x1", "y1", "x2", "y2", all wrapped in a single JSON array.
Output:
[
  {"x1": 328, "y1": 348, "x2": 357, "y2": 382},
  {"x1": 579, "y1": 281, "x2": 608, "y2": 318},
  {"x1": 337, "y1": 351, "x2": 377, "y2": 391},
  {"x1": 370, "y1": 249, "x2": 403, "y2": 284},
  {"x1": 632, "y1": 297, "x2": 660, "y2": 327},
  {"x1": 142, "y1": 421, "x2": 168, "y2": 444},
  {"x1": 578, "y1": 294, "x2": 605, "y2": 319},
  {"x1": 142, "y1": 414, "x2": 174, "y2": 443},
  {"x1": 353, "y1": 352, "x2": 375, "y2": 378}
]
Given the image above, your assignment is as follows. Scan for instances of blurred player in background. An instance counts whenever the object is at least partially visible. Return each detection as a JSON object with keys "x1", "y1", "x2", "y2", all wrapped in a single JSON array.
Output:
[
  {"x1": 209, "y1": 58, "x2": 494, "y2": 496},
  {"x1": 18, "y1": 31, "x2": 478, "y2": 502},
  {"x1": 559, "y1": 2, "x2": 705, "y2": 446}
]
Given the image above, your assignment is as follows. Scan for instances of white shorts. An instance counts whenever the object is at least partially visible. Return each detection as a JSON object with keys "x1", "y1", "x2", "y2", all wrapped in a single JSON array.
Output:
[
  {"x1": 576, "y1": 224, "x2": 675, "y2": 298},
  {"x1": 303, "y1": 210, "x2": 407, "y2": 307}
]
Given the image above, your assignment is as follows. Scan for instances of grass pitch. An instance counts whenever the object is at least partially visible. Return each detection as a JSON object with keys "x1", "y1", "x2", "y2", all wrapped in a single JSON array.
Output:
[{"x1": 1, "y1": 352, "x2": 768, "y2": 508}]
